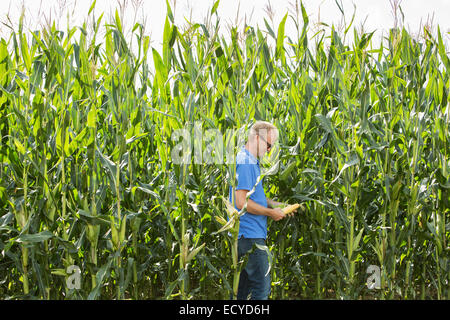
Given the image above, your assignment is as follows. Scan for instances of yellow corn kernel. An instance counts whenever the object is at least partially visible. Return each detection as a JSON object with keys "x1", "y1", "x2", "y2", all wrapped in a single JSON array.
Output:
[{"x1": 282, "y1": 203, "x2": 300, "y2": 214}]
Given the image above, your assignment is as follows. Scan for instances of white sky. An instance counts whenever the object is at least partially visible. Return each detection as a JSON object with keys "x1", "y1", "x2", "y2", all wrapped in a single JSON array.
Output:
[{"x1": 1, "y1": 0, "x2": 449, "y2": 50}]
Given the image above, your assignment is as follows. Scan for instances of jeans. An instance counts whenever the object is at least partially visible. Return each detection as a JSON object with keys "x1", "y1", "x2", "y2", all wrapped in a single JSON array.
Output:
[{"x1": 236, "y1": 237, "x2": 271, "y2": 300}]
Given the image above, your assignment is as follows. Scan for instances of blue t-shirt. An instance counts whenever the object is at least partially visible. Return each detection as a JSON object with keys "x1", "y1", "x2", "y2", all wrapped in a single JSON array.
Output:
[{"x1": 228, "y1": 146, "x2": 268, "y2": 239}]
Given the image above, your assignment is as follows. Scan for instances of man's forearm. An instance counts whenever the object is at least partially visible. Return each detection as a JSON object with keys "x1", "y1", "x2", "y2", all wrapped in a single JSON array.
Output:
[{"x1": 238, "y1": 198, "x2": 273, "y2": 217}]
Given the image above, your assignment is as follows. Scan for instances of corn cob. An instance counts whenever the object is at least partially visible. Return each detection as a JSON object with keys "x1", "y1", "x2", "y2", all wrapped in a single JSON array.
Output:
[
  {"x1": 279, "y1": 161, "x2": 296, "y2": 181},
  {"x1": 282, "y1": 203, "x2": 300, "y2": 214}
]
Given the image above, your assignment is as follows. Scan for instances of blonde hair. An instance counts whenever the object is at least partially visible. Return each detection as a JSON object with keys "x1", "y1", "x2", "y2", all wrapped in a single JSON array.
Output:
[{"x1": 249, "y1": 121, "x2": 278, "y2": 141}]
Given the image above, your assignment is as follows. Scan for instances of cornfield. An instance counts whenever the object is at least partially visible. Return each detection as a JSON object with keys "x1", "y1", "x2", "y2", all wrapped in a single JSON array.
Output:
[{"x1": 0, "y1": 1, "x2": 449, "y2": 300}]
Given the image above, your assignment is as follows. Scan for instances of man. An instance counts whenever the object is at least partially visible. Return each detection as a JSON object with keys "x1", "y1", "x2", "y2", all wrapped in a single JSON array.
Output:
[{"x1": 228, "y1": 121, "x2": 295, "y2": 300}]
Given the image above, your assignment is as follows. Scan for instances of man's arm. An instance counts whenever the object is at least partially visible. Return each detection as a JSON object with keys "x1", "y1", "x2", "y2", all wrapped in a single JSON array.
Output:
[{"x1": 234, "y1": 190, "x2": 285, "y2": 221}]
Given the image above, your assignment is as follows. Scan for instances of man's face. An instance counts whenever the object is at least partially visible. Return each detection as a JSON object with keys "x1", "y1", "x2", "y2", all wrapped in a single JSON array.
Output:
[{"x1": 256, "y1": 129, "x2": 276, "y2": 158}]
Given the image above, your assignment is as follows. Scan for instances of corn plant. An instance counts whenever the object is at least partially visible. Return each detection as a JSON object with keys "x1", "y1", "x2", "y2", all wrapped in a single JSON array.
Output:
[{"x1": 0, "y1": 1, "x2": 448, "y2": 300}]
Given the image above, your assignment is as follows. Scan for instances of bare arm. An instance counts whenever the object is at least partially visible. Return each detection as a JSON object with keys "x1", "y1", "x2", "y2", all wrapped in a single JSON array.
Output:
[{"x1": 234, "y1": 189, "x2": 285, "y2": 221}]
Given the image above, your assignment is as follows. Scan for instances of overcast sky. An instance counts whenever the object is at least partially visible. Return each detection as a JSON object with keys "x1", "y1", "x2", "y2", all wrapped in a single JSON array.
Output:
[{"x1": 2, "y1": 0, "x2": 449, "y2": 50}]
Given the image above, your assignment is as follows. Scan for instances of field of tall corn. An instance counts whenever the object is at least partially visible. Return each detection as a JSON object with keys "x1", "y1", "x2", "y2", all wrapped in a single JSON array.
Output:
[{"x1": 0, "y1": 1, "x2": 448, "y2": 299}]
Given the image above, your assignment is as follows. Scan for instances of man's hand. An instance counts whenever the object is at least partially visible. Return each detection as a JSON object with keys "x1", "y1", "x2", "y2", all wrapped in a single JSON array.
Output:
[
  {"x1": 283, "y1": 204, "x2": 298, "y2": 218},
  {"x1": 267, "y1": 199, "x2": 297, "y2": 219},
  {"x1": 270, "y1": 207, "x2": 286, "y2": 221}
]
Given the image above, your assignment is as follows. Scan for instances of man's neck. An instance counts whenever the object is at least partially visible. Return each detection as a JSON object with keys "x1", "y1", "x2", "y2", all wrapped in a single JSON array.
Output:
[{"x1": 245, "y1": 142, "x2": 258, "y2": 160}]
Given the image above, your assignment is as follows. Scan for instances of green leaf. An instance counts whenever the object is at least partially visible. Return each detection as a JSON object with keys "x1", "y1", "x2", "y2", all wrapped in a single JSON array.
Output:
[
  {"x1": 96, "y1": 147, "x2": 117, "y2": 191},
  {"x1": 263, "y1": 18, "x2": 275, "y2": 39},
  {"x1": 276, "y1": 13, "x2": 288, "y2": 64},
  {"x1": 437, "y1": 26, "x2": 450, "y2": 71},
  {"x1": 166, "y1": 0, "x2": 174, "y2": 23},
  {"x1": 51, "y1": 269, "x2": 67, "y2": 277},
  {"x1": 135, "y1": 181, "x2": 160, "y2": 199},
  {"x1": 163, "y1": 17, "x2": 171, "y2": 64},
  {"x1": 211, "y1": 0, "x2": 220, "y2": 15},
  {"x1": 330, "y1": 155, "x2": 359, "y2": 186},
  {"x1": 315, "y1": 113, "x2": 346, "y2": 153},
  {"x1": 16, "y1": 231, "x2": 53, "y2": 243},
  {"x1": 13, "y1": 138, "x2": 26, "y2": 155},
  {"x1": 115, "y1": 9, "x2": 122, "y2": 32},
  {"x1": 261, "y1": 41, "x2": 274, "y2": 77},
  {"x1": 88, "y1": 0, "x2": 97, "y2": 15},
  {"x1": 153, "y1": 48, "x2": 168, "y2": 85},
  {"x1": 352, "y1": 228, "x2": 364, "y2": 253},
  {"x1": 88, "y1": 260, "x2": 112, "y2": 300},
  {"x1": 20, "y1": 33, "x2": 31, "y2": 72},
  {"x1": 66, "y1": 127, "x2": 88, "y2": 155},
  {"x1": 300, "y1": 1, "x2": 309, "y2": 25}
]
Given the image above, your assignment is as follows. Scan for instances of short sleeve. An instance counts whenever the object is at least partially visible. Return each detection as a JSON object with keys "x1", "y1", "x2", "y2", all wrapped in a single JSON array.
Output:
[{"x1": 235, "y1": 164, "x2": 255, "y2": 191}]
